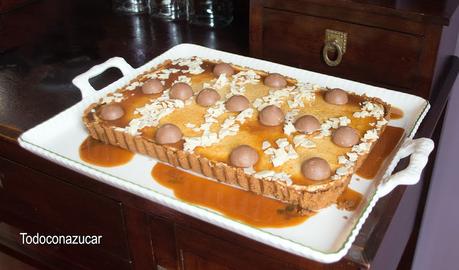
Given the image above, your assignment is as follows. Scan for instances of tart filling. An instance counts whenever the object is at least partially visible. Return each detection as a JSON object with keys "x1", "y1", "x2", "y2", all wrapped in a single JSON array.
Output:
[{"x1": 83, "y1": 57, "x2": 391, "y2": 211}]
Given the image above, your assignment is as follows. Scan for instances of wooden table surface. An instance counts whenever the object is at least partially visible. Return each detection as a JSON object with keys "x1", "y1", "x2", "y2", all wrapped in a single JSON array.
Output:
[
  {"x1": 0, "y1": 0, "x2": 456, "y2": 269},
  {"x1": 0, "y1": 0, "x2": 249, "y2": 132}
]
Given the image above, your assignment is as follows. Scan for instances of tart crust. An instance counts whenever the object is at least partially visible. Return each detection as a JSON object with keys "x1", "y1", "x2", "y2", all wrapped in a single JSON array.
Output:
[{"x1": 82, "y1": 58, "x2": 391, "y2": 213}]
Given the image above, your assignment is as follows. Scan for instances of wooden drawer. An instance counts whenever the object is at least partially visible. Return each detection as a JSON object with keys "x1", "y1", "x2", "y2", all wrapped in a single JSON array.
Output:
[
  {"x1": 149, "y1": 215, "x2": 178, "y2": 270},
  {"x1": 175, "y1": 226, "x2": 299, "y2": 270},
  {"x1": 0, "y1": 220, "x2": 132, "y2": 270},
  {"x1": 260, "y1": 8, "x2": 422, "y2": 91},
  {"x1": 0, "y1": 156, "x2": 130, "y2": 260}
]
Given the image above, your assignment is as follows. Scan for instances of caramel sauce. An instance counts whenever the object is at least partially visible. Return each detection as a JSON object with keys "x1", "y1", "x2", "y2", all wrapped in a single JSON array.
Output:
[
  {"x1": 356, "y1": 126, "x2": 405, "y2": 179},
  {"x1": 390, "y1": 107, "x2": 404, "y2": 120},
  {"x1": 79, "y1": 136, "x2": 134, "y2": 167},
  {"x1": 152, "y1": 163, "x2": 312, "y2": 228},
  {"x1": 337, "y1": 187, "x2": 363, "y2": 211},
  {"x1": 89, "y1": 60, "x2": 386, "y2": 188}
]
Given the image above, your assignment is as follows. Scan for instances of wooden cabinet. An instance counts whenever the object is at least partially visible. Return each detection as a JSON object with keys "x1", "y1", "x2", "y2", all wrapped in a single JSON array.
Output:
[
  {"x1": 179, "y1": 251, "x2": 230, "y2": 270},
  {"x1": 249, "y1": 0, "x2": 451, "y2": 99},
  {"x1": 175, "y1": 226, "x2": 299, "y2": 270},
  {"x1": 0, "y1": 156, "x2": 132, "y2": 270},
  {"x1": 260, "y1": 9, "x2": 422, "y2": 91},
  {"x1": 149, "y1": 216, "x2": 178, "y2": 270}
]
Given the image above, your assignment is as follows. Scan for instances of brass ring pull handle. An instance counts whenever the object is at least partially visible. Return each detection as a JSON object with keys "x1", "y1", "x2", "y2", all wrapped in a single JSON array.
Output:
[{"x1": 322, "y1": 40, "x2": 343, "y2": 67}]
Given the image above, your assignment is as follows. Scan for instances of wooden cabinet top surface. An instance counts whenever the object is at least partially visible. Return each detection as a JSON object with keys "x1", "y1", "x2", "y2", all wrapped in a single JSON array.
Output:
[{"x1": 261, "y1": 0, "x2": 459, "y2": 25}]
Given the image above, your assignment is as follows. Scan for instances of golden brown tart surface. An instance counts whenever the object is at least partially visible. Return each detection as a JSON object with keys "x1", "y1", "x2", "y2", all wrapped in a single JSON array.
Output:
[{"x1": 83, "y1": 57, "x2": 391, "y2": 212}]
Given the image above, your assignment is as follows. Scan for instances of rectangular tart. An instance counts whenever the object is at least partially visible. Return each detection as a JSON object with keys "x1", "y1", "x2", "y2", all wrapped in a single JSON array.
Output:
[{"x1": 82, "y1": 57, "x2": 391, "y2": 213}]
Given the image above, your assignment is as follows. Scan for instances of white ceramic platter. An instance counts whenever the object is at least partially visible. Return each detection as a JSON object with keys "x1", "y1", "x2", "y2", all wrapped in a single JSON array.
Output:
[{"x1": 18, "y1": 44, "x2": 434, "y2": 263}]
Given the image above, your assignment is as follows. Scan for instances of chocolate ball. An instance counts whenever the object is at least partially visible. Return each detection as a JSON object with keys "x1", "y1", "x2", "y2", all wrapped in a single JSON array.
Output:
[
  {"x1": 332, "y1": 126, "x2": 360, "y2": 147},
  {"x1": 196, "y1": 88, "x2": 220, "y2": 107},
  {"x1": 170, "y1": 83, "x2": 193, "y2": 101},
  {"x1": 213, "y1": 63, "x2": 235, "y2": 77},
  {"x1": 294, "y1": 115, "x2": 320, "y2": 133},
  {"x1": 229, "y1": 145, "x2": 259, "y2": 168},
  {"x1": 155, "y1": 124, "x2": 183, "y2": 145},
  {"x1": 264, "y1": 73, "x2": 287, "y2": 89},
  {"x1": 259, "y1": 105, "x2": 284, "y2": 126},
  {"x1": 142, "y1": 79, "x2": 164, "y2": 94},
  {"x1": 99, "y1": 104, "x2": 124, "y2": 121},
  {"x1": 225, "y1": 95, "x2": 250, "y2": 112},
  {"x1": 324, "y1": 88, "x2": 349, "y2": 105},
  {"x1": 301, "y1": 157, "x2": 331, "y2": 181}
]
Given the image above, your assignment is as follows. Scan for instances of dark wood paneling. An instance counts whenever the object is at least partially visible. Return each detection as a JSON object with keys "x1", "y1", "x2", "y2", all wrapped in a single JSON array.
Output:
[
  {"x1": 263, "y1": 0, "x2": 459, "y2": 25},
  {"x1": 0, "y1": 156, "x2": 130, "y2": 260},
  {"x1": 0, "y1": 215, "x2": 132, "y2": 270},
  {"x1": 261, "y1": 8, "x2": 423, "y2": 94},
  {"x1": 417, "y1": 24, "x2": 443, "y2": 100},
  {"x1": 250, "y1": 1, "x2": 449, "y2": 99},
  {"x1": 180, "y1": 250, "x2": 231, "y2": 270},
  {"x1": 249, "y1": 0, "x2": 264, "y2": 58},
  {"x1": 176, "y1": 226, "x2": 292, "y2": 270},
  {"x1": 149, "y1": 215, "x2": 179, "y2": 270},
  {"x1": 124, "y1": 206, "x2": 156, "y2": 270},
  {"x1": 0, "y1": 244, "x2": 39, "y2": 270},
  {"x1": 175, "y1": 225, "x2": 355, "y2": 270},
  {"x1": 263, "y1": 0, "x2": 427, "y2": 34}
]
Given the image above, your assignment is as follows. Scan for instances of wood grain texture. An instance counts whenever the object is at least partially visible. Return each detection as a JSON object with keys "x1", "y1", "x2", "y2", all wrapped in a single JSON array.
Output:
[
  {"x1": 0, "y1": 156, "x2": 130, "y2": 260},
  {"x1": 0, "y1": 243, "x2": 40, "y2": 270},
  {"x1": 249, "y1": 0, "x2": 454, "y2": 99},
  {"x1": 124, "y1": 206, "x2": 156, "y2": 270},
  {"x1": 263, "y1": 0, "x2": 459, "y2": 25},
  {"x1": 176, "y1": 226, "x2": 328, "y2": 270},
  {"x1": 0, "y1": 212, "x2": 132, "y2": 270},
  {"x1": 249, "y1": 0, "x2": 264, "y2": 58},
  {"x1": 263, "y1": 0, "x2": 427, "y2": 34},
  {"x1": 149, "y1": 216, "x2": 178, "y2": 270},
  {"x1": 261, "y1": 8, "x2": 422, "y2": 93}
]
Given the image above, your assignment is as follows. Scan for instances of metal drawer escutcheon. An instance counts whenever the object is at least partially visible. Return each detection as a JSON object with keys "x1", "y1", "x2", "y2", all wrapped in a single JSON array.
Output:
[{"x1": 323, "y1": 29, "x2": 348, "y2": 67}]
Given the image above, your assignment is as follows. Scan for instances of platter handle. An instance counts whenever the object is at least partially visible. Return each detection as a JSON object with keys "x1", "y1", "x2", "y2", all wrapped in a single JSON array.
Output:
[
  {"x1": 72, "y1": 57, "x2": 134, "y2": 99},
  {"x1": 376, "y1": 138, "x2": 434, "y2": 198}
]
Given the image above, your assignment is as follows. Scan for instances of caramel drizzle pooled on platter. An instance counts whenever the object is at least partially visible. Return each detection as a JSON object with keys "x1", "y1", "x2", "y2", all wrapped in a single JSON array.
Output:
[{"x1": 89, "y1": 57, "x2": 389, "y2": 188}]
